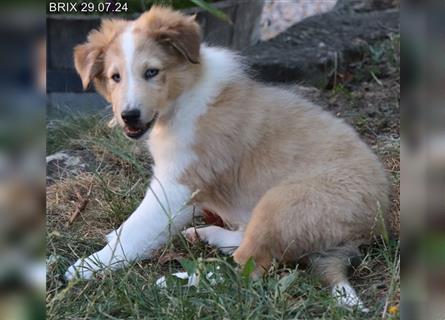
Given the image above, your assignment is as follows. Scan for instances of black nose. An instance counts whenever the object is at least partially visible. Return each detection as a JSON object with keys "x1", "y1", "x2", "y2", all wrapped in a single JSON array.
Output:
[{"x1": 121, "y1": 109, "x2": 140, "y2": 125}]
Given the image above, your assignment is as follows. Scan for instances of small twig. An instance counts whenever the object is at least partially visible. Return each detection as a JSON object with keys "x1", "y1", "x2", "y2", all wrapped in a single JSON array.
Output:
[
  {"x1": 66, "y1": 192, "x2": 88, "y2": 226},
  {"x1": 66, "y1": 183, "x2": 93, "y2": 227}
]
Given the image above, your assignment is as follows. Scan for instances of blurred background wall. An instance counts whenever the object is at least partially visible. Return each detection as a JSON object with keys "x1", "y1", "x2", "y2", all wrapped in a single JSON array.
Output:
[{"x1": 0, "y1": 3, "x2": 45, "y2": 320}]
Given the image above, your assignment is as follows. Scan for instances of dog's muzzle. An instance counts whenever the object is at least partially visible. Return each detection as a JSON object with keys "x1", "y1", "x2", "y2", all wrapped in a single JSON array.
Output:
[{"x1": 124, "y1": 113, "x2": 158, "y2": 139}]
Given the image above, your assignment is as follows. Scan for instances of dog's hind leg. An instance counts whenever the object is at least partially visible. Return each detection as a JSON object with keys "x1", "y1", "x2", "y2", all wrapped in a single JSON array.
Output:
[
  {"x1": 233, "y1": 179, "x2": 372, "y2": 310},
  {"x1": 183, "y1": 226, "x2": 244, "y2": 254},
  {"x1": 310, "y1": 245, "x2": 369, "y2": 312}
]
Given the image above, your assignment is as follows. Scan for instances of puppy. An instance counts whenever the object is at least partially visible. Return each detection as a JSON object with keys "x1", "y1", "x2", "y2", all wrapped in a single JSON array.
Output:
[{"x1": 66, "y1": 6, "x2": 389, "y2": 311}]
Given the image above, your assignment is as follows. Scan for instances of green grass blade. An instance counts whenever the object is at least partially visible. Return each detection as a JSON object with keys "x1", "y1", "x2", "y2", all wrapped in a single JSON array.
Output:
[
  {"x1": 241, "y1": 257, "x2": 255, "y2": 279},
  {"x1": 180, "y1": 258, "x2": 197, "y2": 276},
  {"x1": 190, "y1": 0, "x2": 232, "y2": 24}
]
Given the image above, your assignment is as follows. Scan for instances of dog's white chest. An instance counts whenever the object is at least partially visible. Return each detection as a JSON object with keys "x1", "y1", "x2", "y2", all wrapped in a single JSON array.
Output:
[{"x1": 148, "y1": 126, "x2": 196, "y2": 182}]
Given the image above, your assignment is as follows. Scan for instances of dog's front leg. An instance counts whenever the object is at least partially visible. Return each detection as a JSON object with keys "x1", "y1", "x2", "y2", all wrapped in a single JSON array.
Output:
[{"x1": 65, "y1": 177, "x2": 192, "y2": 280}]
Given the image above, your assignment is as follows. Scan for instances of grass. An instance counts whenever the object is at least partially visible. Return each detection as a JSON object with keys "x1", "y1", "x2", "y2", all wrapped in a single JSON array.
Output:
[{"x1": 46, "y1": 113, "x2": 400, "y2": 320}]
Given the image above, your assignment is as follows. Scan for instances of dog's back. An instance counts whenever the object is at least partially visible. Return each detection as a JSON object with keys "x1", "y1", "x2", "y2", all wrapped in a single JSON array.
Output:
[{"x1": 180, "y1": 53, "x2": 389, "y2": 241}]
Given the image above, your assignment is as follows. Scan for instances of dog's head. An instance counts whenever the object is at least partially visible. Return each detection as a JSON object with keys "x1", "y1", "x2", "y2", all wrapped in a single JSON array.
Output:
[{"x1": 74, "y1": 6, "x2": 202, "y2": 139}]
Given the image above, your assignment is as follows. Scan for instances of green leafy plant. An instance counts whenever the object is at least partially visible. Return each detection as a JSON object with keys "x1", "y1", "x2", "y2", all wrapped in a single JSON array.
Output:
[{"x1": 188, "y1": 0, "x2": 231, "y2": 23}]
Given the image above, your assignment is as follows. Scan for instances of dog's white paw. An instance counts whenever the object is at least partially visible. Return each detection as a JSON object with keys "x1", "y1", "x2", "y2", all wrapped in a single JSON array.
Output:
[
  {"x1": 332, "y1": 281, "x2": 369, "y2": 313},
  {"x1": 182, "y1": 226, "x2": 242, "y2": 255},
  {"x1": 65, "y1": 258, "x2": 97, "y2": 280},
  {"x1": 182, "y1": 227, "x2": 200, "y2": 243},
  {"x1": 65, "y1": 235, "x2": 133, "y2": 281}
]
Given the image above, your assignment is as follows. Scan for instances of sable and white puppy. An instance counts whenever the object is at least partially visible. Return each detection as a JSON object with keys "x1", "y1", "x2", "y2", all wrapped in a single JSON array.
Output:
[{"x1": 66, "y1": 6, "x2": 389, "y2": 310}]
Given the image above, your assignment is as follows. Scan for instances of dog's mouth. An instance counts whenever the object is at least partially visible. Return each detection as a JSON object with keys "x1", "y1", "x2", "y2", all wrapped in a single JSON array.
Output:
[{"x1": 124, "y1": 113, "x2": 159, "y2": 139}]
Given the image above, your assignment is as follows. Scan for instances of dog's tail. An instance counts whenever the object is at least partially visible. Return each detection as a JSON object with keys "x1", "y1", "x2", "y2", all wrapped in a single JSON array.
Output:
[{"x1": 309, "y1": 244, "x2": 369, "y2": 312}]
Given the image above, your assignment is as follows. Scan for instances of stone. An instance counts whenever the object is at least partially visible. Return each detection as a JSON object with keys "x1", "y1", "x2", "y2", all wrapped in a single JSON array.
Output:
[{"x1": 243, "y1": 4, "x2": 399, "y2": 86}]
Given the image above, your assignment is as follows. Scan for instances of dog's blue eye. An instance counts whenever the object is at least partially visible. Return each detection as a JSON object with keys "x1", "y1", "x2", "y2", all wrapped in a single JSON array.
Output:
[
  {"x1": 111, "y1": 73, "x2": 121, "y2": 83},
  {"x1": 144, "y1": 68, "x2": 159, "y2": 80}
]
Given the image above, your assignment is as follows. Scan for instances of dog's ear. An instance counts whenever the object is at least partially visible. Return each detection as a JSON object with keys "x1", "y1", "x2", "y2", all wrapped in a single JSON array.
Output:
[
  {"x1": 155, "y1": 18, "x2": 201, "y2": 64},
  {"x1": 140, "y1": 6, "x2": 201, "y2": 64},
  {"x1": 73, "y1": 42, "x2": 103, "y2": 90},
  {"x1": 74, "y1": 19, "x2": 126, "y2": 92}
]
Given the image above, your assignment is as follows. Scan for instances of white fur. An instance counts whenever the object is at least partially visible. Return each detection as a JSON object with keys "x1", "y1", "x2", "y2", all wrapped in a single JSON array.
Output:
[
  {"x1": 332, "y1": 281, "x2": 369, "y2": 312},
  {"x1": 65, "y1": 46, "x2": 240, "y2": 280},
  {"x1": 149, "y1": 46, "x2": 240, "y2": 178},
  {"x1": 183, "y1": 226, "x2": 244, "y2": 254},
  {"x1": 122, "y1": 24, "x2": 136, "y2": 108}
]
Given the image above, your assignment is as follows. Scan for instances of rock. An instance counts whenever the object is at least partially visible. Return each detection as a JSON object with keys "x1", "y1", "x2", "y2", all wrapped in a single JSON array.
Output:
[
  {"x1": 243, "y1": 3, "x2": 399, "y2": 86},
  {"x1": 335, "y1": 0, "x2": 399, "y2": 13},
  {"x1": 46, "y1": 151, "x2": 88, "y2": 184}
]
